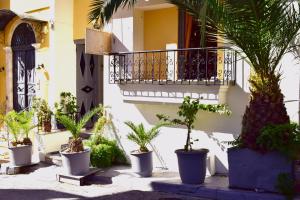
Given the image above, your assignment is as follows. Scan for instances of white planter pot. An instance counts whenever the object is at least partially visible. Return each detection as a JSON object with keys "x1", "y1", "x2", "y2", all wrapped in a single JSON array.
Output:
[{"x1": 9, "y1": 145, "x2": 32, "y2": 166}]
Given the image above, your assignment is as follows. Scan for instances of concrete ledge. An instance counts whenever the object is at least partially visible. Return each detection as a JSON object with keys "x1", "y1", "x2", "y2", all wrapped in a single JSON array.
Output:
[
  {"x1": 1, "y1": 162, "x2": 39, "y2": 175},
  {"x1": 151, "y1": 176, "x2": 299, "y2": 200}
]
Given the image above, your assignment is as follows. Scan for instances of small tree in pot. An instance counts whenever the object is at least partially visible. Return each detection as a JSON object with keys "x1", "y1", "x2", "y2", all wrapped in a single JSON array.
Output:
[
  {"x1": 1, "y1": 110, "x2": 35, "y2": 166},
  {"x1": 157, "y1": 96, "x2": 230, "y2": 184},
  {"x1": 32, "y1": 98, "x2": 53, "y2": 132},
  {"x1": 54, "y1": 92, "x2": 78, "y2": 129},
  {"x1": 125, "y1": 121, "x2": 168, "y2": 177},
  {"x1": 57, "y1": 107, "x2": 101, "y2": 175}
]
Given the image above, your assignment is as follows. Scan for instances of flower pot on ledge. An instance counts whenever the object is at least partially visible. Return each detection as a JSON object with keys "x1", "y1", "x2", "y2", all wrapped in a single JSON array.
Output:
[{"x1": 228, "y1": 147, "x2": 294, "y2": 193}]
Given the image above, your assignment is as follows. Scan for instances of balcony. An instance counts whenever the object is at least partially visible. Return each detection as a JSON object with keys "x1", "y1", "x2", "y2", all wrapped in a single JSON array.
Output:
[{"x1": 109, "y1": 47, "x2": 237, "y2": 86}]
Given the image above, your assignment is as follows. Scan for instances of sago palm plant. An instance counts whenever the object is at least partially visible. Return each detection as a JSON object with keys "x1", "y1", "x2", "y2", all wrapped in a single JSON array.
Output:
[
  {"x1": 89, "y1": 0, "x2": 300, "y2": 151},
  {"x1": 124, "y1": 121, "x2": 167, "y2": 152},
  {"x1": 57, "y1": 107, "x2": 101, "y2": 153},
  {"x1": 17, "y1": 110, "x2": 36, "y2": 145},
  {"x1": 1, "y1": 111, "x2": 22, "y2": 146}
]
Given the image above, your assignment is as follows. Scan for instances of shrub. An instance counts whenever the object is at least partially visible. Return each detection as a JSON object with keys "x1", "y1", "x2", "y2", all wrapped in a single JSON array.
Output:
[
  {"x1": 86, "y1": 135, "x2": 127, "y2": 168},
  {"x1": 257, "y1": 123, "x2": 300, "y2": 159},
  {"x1": 90, "y1": 144, "x2": 113, "y2": 168}
]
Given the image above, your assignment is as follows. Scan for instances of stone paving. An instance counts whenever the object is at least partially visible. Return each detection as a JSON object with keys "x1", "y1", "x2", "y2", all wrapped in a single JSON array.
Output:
[{"x1": 0, "y1": 163, "x2": 209, "y2": 200}]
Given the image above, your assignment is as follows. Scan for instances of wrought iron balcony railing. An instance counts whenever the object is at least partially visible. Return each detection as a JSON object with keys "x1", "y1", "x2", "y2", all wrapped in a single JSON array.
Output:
[{"x1": 109, "y1": 47, "x2": 237, "y2": 85}]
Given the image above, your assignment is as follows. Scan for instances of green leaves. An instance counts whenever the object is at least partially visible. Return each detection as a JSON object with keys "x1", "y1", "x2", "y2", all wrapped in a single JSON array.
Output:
[
  {"x1": 88, "y1": 0, "x2": 137, "y2": 28},
  {"x1": 125, "y1": 121, "x2": 168, "y2": 152},
  {"x1": 54, "y1": 92, "x2": 78, "y2": 120},
  {"x1": 257, "y1": 123, "x2": 300, "y2": 159},
  {"x1": 57, "y1": 106, "x2": 101, "y2": 139},
  {"x1": 1, "y1": 110, "x2": 35, "y2": 143},
  {"x1": 157, "y1": 96, "x2": 231, "y2": 151}
]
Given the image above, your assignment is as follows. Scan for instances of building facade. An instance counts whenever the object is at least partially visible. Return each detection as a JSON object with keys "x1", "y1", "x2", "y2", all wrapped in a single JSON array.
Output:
[
  {"x1": 0, "y1": 0, "x2": 103, "y2": 118},
  {"x1": 0, "y1": 0, "x2": 299, "y2": 174},
  {"x1": 100, "y1": 0, "x2": 300, "y2": 173}
]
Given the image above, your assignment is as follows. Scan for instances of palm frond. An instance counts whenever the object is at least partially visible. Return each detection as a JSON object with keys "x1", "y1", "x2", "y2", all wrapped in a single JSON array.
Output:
[
  {"x1": 57, "y1": 115, "x2": 78, "y2": 137},
  {"x1": 147, "y1": 122, "x2": 170, "y2": 141},
  {"x1": 125, "y1": 121, "x2": 167, "y2": 152},
  {"x1": 2, "y1": 111, "x2": 22, "y2": 142},
  {"x1": 168, "y1": 0, "x2": 300, "y2": 80},
  {"x1": 76, "y1": 107, "x2": 102, "y2": 137},
  {"x1": 88, "y1": 0, "x2": 137, "y2": 28}
]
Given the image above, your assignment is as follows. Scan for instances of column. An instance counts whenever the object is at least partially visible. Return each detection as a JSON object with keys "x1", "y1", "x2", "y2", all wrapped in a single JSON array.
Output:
[{"x1": 4, "y1": 46, "x2": 13, "y2": 112}]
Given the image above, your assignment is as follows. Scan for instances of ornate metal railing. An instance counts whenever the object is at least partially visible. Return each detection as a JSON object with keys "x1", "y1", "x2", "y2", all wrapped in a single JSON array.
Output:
[{"x1": 109, "y1": 47, "x2": 237, "y2": 85}]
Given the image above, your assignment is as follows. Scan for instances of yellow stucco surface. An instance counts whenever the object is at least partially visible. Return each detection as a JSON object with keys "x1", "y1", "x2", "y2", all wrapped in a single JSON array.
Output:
[
  {"x1": 0, "y1": 0, "x2": 10, "y2": 9},
  {"x1": 144, "y1": 7, "x2": 178, "y2": 50},
  {"x1": 73, "y1": 0, "x2": 92, "y2": 40},
  {"x1": 0, "y1": 32, "x2": 5, "y2": 106}
]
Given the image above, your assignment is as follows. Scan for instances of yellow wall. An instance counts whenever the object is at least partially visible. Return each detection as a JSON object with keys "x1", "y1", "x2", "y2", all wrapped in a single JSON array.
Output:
[
  {"x1": 0, "y1": 0, "x2": 10, "y2": 9},
  {"x1": 73, "y1": 0, "x2": 92, "y2": 40},
  {"x1": 144, "y1": 7, "x2": 178, "y2": 50},
  {"x1": 0, "y1": 32, "x2": 5, "y2": 106}
]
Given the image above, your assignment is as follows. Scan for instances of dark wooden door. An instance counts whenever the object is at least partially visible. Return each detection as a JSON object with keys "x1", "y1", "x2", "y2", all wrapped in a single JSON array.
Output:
[
  {"x1": 76, "y1": 43, "x2": 102, "y2": 128},
  {"x1": 12, "y1": 23, "x2": 36, "y2": 111}
]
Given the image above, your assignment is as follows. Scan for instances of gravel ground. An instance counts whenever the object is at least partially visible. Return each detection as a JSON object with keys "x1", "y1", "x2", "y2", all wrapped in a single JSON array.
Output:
[{"x1": 0, "y1": 163, "x2": 209, "y2": 200}]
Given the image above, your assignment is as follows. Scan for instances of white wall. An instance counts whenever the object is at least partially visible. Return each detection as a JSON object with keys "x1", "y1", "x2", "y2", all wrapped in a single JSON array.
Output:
[
  {"x1": 102, "y1": 4, "x2": 299, "y2": 174},
  {"x1": 280, "y1": 52, "x2": 300, "y2": 123}
]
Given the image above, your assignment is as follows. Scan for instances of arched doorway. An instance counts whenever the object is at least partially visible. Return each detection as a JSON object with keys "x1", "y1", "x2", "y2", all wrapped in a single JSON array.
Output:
[{"x1": 11, "y1": 23, "x2": 36, "y2": 111}]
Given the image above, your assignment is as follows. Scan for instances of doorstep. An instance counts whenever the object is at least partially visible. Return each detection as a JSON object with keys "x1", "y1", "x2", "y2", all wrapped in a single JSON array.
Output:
[{"x1": 151, "y1": 176, "x2": 300, "y2": 200}]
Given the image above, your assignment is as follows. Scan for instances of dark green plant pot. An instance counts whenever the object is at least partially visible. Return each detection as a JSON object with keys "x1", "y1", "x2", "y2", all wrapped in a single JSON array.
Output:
[
  {"x1": 176, "y1": 149, "x2": 209, "y2": 184},
  {"x1": 228, "y1": 147, "x2": 294, "y2": 192},
  {"x1": 130, "y1": 151, "x2": 153, "y2": 177}
]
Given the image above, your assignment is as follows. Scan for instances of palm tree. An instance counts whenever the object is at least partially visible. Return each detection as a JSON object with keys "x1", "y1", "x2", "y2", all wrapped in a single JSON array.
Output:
[
  {"x1": 57, "y1": 107, "x2": 101, "y2": 152},
  {"x1": 89, "y1": 0, "x2": 300, "y2": 150},
  {"x1": 88, "y1": 0, "x2": 137, "y2": 27},
  {"x1": 125, "y1": 121, "x2": 168, "y2": 152}
]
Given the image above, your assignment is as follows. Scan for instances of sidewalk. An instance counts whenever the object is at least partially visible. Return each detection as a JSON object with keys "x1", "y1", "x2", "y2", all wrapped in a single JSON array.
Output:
[{"x1": 0, "y1": 163, "x2": 209, "y2": 200}]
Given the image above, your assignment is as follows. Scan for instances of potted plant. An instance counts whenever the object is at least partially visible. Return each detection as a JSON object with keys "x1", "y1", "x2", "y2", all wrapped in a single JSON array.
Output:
[
  {"x1": 32, "y1": 98, "x2": 53, "y2": 132},
  {"x1": 54, "y1": 92, "x2": 78, "y2": 129},
  {"x1": 228, "y1": 123, "x2": 299, "y2": 193},
  {"x1": 1, "y1": 110, "x2": 35, "y2": 166},
  {"x1": 124, "y1": 121, "x2": 168, "y2": 177},
  {"x1": 157, "y1": 96, "x2": 230, "y2": 184},
  {"x1": 57, "y1": 106, "x2": 100, "y2": 175}
]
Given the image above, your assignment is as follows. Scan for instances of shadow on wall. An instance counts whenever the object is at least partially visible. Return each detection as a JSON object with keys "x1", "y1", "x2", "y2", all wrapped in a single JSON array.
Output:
[
  {"x1": 119, "y1": 84, "x2": 220, "y2": 101},
  {"x1": 111, "y1": 33, "x2": 130, "y2": 53},
  {"x1": 133, "y1": 85, "x2": 249, "y2": 137},
  {"x1": 129, "y1": 84, "x2": 249, "y2": 173}
]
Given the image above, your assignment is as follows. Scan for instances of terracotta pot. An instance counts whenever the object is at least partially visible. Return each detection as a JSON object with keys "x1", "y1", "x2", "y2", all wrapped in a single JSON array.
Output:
[{"x1": 43, "y1": 121, "x2": 52, "y2": 132}]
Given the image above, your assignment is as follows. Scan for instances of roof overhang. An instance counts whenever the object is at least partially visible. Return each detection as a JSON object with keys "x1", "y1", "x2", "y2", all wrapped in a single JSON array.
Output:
[{"x1": 0, "y1": 9, "x2": 17, "y2": 31}]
